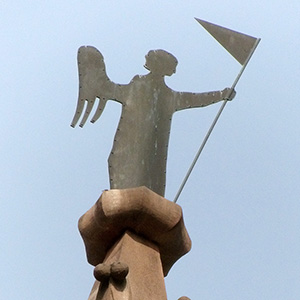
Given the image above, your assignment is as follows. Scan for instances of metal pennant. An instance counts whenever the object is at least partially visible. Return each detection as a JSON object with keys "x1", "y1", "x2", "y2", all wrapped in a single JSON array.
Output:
[{"x1": 195, "y1": 18, "x2": 259, "y2": 65}]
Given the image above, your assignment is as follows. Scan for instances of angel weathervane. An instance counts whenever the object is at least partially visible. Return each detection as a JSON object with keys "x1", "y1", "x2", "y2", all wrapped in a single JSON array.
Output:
[{"x1": 71, "y1": 46, "x2": 234, "y2": 197}]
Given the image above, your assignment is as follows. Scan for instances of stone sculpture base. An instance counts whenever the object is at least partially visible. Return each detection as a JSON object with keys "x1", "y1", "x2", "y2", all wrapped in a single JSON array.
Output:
[
  {"x1": 78, "y1": 186, "x2": 192, "y2": 300},
  {"x1": 88, "y1": 231, "x2": 167, "y2": 300}
]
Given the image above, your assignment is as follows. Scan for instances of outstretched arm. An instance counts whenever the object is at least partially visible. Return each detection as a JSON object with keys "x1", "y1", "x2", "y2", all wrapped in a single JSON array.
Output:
[{"x1": 174, "y1": 87, "x2": 235, "y2": 112}]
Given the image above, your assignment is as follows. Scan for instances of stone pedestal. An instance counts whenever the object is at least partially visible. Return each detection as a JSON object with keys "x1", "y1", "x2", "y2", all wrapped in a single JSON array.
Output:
[{"x1": 78, "y1": 186, "x2": 191, "y2": 300}]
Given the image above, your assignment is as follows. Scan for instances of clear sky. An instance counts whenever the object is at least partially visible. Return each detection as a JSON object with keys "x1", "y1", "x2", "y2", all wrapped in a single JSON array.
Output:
[{"x1": 1, "y1": 1, "x2": 300, "y2": 299}]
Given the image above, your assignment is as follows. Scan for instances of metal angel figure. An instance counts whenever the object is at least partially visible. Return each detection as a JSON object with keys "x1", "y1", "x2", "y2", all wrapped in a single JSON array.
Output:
[{"x1": 71, "y1": 46, "x2": 235, "y2": 196}]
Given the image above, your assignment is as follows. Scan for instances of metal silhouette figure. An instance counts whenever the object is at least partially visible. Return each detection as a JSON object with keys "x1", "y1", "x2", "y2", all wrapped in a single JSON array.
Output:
[{"x1": 71, "y1": 46, "x2": 234, "y2": 196}]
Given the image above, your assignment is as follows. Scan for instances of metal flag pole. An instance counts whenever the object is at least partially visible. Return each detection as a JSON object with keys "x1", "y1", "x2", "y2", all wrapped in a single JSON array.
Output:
[{"x1": 173, "y1": 37, "x2": 260, "y2": 203}]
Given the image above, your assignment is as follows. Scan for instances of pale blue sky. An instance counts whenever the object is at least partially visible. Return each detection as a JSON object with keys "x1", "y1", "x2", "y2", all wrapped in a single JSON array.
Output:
[{"x1": 1, "y1": 1, "x2": 300, "y2": 299}]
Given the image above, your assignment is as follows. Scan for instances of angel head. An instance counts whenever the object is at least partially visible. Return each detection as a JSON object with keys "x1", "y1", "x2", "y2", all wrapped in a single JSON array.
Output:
[{"x1": 144, "y1": 50, "x2": 178, "y2": 77}]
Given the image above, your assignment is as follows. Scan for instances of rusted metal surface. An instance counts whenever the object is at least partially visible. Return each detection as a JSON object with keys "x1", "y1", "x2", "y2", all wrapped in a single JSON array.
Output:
[{"x1": 71, "y1": 46, "x2": 231, "y2": 196}]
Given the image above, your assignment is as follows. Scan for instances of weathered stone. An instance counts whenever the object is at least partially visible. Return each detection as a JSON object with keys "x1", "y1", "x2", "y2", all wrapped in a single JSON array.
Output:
[
  {"x1": 88, "y1": 231, "x2": 168, "y2": 300},
  {"x1": 93, "y1": 264, "x2": 111, "y2": 282},
  {"x1": 110, "y1": 262, "x2": 129, "y2": 282},
  {"x1": 78, "y1": 186, "x2": 191, "y2": 276}
]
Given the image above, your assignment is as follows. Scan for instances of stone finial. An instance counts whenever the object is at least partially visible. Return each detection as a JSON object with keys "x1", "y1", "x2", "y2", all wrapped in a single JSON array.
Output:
[{"x1": 78, "y1": 186, "x2": 191, "y2": 276}]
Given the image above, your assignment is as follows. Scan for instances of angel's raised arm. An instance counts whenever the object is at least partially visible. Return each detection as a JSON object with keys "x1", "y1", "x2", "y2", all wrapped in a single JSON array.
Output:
[
  {"x1": 173, "y1": 88, "x2": 235, "y2": 112},
  {"x1": 71, "y1": 46, "x2": 122, "y2": 127}
]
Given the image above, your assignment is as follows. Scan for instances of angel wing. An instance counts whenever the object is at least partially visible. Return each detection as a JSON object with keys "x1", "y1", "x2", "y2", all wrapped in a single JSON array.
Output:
[{"x1": 71, "y1": 46, "x2": 114, "y2": 127}]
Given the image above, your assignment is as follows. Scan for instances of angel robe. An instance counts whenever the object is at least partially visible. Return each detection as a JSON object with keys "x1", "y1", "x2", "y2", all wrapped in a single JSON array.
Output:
[{"x1": 108, "y1": 73, "x2": 224, "y2": 197}]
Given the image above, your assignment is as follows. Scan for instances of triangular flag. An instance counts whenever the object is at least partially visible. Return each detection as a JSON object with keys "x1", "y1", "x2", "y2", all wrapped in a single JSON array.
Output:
[{"x1": 195, "y1": 18, "x2": 259, "y2": 65}]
